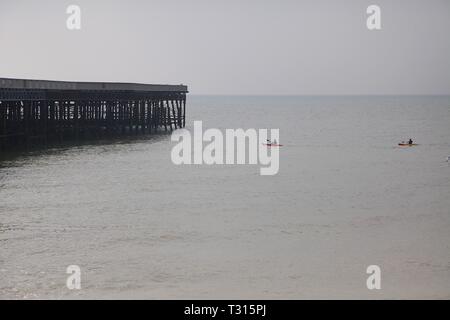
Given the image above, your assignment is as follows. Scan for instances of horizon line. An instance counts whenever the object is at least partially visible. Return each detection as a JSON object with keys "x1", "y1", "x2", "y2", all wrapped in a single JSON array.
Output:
[{"x1": 188, "y1": 93, "x2": 450, "y2": 97}]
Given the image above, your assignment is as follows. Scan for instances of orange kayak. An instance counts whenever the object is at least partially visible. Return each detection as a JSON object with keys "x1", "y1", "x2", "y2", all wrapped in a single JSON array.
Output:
[{"x1": 398, "y1": 143, "x2": 418, "y2": 146}]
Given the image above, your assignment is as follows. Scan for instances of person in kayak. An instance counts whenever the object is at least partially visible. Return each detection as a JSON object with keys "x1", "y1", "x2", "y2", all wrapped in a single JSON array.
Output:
[
  {"x1": 266, "y1": 139, "x2": 278, "y2": 145},
  {"x1": 408, "y1": 138, "x2": 413, "y2": 145}
]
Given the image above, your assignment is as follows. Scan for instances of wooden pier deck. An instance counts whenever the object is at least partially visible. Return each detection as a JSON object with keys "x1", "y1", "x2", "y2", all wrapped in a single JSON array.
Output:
[{"x1": 0, "y1": 78, "x2": 188, "y2": 151}]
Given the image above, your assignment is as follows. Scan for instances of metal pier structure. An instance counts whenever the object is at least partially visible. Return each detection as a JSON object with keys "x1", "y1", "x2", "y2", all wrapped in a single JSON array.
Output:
[{"x1": 0, "y1": 78, "x2": 188, "y2": 151}]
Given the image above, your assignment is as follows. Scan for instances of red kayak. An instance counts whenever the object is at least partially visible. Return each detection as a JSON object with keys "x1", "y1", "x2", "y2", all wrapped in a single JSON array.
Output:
[{"x1": 263, "y1": 143, "x2": 283, "y2": 147}]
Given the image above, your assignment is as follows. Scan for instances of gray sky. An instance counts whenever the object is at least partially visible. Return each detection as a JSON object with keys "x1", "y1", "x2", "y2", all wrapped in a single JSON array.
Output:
[{"x1": 1, "y1": 0, "x2": 449, "y2": 95}]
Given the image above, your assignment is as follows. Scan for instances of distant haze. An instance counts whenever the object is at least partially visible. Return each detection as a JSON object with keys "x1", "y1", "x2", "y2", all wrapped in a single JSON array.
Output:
[{"x1": 1, "y1": 0, "x2": 449, "y2": 95}]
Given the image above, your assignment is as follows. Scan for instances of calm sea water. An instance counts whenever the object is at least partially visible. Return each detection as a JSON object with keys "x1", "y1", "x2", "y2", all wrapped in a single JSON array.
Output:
[{"x1": 1, "y1": 95, "x2": 450, "y2": 299}]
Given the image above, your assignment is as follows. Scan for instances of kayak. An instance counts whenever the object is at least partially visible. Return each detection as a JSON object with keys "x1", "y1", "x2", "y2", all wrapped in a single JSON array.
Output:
[
  {"x1": 398, "y1": 143, "x2": 418, "y2": 146},
  {"x1": 263, "y1": 143, "x2": 283, "y2": 147}
]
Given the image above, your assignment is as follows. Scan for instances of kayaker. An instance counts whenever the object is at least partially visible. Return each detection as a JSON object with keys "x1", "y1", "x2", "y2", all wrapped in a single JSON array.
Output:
[{"x1": 408, "y1": 138, "x2": 413, "y2": 145}]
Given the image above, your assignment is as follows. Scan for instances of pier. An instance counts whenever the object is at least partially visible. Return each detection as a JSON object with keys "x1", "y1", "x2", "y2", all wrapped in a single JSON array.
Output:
[{"x1": 0, "y1": 78, "x2": 188, "y2": 151}]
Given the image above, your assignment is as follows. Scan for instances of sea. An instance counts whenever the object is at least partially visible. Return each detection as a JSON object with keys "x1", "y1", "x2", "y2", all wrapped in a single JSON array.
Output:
[{"x1": 1, "y1": 95, "x2": 449, "y2": 299}]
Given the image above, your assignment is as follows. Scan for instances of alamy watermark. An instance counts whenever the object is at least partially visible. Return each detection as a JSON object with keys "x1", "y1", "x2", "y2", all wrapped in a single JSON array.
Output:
[
  {"x1": 366, "y1": 265, "x2": 381, "y2": 290},
  {"x1": 66, "y1": 5, "x2": 81, "y2": 30},
  {"x1": 367, "y1": 5, "x2": 381, "y2": 30},
  {"x1": 171, "y1": 121, "x2": 280, "y2": 176},
  {"x1": 66, "y1": 265, "x2": 81, "y2": 290}
]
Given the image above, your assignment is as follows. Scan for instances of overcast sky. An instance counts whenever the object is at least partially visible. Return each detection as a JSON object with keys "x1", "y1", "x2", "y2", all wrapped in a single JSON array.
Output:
[{"x1": 0, "y1": 0, "x2": 449, "y2": 95}]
